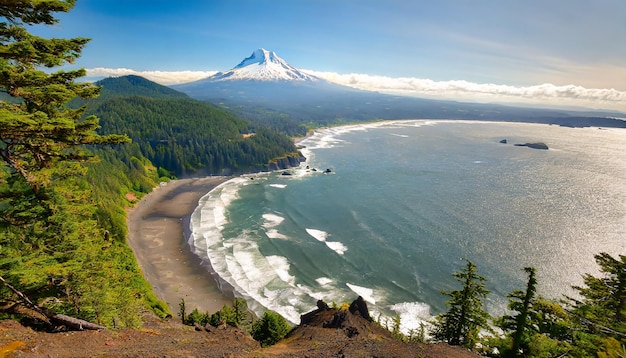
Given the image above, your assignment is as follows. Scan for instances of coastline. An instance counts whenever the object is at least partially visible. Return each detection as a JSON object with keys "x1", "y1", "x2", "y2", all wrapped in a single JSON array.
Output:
[{"x1": 126, "y1": 176, "x2": 233, "y2": 314}]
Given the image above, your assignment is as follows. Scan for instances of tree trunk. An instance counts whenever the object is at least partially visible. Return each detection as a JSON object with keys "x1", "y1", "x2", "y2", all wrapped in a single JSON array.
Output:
[{"x1": 51, "y1": 314, "x2": 107, "y2": 331}]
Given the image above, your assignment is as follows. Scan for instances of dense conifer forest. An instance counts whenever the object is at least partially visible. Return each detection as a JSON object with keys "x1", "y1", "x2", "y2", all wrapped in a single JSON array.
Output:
[{"x1": 86, "y1": 75, "x2": 300, "y2": 177}]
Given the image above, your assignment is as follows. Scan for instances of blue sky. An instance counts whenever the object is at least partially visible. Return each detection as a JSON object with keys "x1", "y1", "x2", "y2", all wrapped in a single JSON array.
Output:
[{"x1": 31, "y1": 0, "x2": 626, "y2": 111}]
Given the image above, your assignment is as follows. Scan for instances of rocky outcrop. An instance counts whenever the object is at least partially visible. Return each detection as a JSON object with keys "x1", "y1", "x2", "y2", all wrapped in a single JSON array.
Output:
[
  {"x1": 276, "y1": 297, "x2": 483, "y2": 357},
  {"x1": 266, "y1": 152, "x2": 306, "y2": 171},
  {"x1": 299, "y1": 297, "x2": 372, "y2": 336},
  {"x1": 514, "y1": 142, "x2": 549, "y2": 150},
  {"x1": 348, "y1": 296, "x2": 372, "y2": 321}
]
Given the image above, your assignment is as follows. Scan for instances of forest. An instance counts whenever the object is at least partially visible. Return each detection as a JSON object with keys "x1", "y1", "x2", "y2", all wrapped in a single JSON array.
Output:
[
  {"x1": 86, "y1": 75, "x2": 301, "y2": 177},
  {"x1": 0, "y1": 2, "x2": 624, "y2": 357}
]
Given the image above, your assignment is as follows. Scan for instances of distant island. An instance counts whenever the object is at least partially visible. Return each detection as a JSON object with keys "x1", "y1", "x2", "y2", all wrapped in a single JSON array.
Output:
[{"x1": 514, "y1": 142, "x2": 550, "y2": 150}]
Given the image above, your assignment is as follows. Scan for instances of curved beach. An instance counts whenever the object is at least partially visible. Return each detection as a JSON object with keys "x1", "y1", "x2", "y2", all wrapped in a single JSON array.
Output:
[{"x1": 127, "y1": 177, "x2": 233, "y2": 314}]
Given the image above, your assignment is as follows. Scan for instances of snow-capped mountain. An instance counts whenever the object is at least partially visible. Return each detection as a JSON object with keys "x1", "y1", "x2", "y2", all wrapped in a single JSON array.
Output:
[
  {"x1": 171, "y1": 49, "x2": 625, "y2": 131},
  {"x1": 172, "y1": 48, "x2": 346, "y2": 104},
  {"x1": 209, "y1": 48, "x2": 318, "y2": 82}
]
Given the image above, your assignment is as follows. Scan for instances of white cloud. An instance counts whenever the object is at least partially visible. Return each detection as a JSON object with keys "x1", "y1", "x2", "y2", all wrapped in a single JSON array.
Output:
[
  {"x1": 86, "y1": 67, "x2": 626, "y2": 112},
  {"x1": 303, "y1": 70, "x2": 626, "y2": 112},
  {"x1": 86, "y1": 67, "x2": 217, "y2": 85}
]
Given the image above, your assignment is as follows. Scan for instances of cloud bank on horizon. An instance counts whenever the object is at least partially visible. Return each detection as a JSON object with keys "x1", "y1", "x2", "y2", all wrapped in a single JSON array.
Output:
[{"x1": 87, "y1": 67, "x2": 626, "y2": 112}]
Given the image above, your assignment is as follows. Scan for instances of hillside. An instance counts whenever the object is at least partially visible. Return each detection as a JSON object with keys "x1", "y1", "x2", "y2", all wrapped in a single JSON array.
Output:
[
  {"x1": 85, "y1": 75, "x2": 301, "y2": 176},
  {"x1": 1, "y1": 299, "x2": 479, "y2": 358},
  {"x1": 96, "y1": 75, "x2": 191, "y2": 100}
]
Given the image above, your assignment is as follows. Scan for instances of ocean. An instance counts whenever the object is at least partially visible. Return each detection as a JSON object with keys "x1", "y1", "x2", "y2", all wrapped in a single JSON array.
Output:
[{"x1": 189, "y1": 120, "x2": 626, "y2": 333}]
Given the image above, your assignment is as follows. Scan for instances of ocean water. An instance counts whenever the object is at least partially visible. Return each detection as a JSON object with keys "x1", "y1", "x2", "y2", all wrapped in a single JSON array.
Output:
[{"x1": 189, "y1": 120, "x2": 626, "y2": 333}]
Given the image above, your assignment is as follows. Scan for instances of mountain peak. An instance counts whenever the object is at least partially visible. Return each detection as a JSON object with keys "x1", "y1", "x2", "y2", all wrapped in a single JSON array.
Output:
[
  {"x1": 210, "y1": 48, "x2": 318, "y2": 82},
  {"x1": 234, "y1": 48, "x2": 275, "y2": 68}
]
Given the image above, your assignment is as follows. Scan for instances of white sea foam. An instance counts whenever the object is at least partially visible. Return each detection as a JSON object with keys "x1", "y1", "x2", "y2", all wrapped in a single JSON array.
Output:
[
  {"x1": 346, "y1": 283, "x2": 376, "y2": 304},
  {"x1": 299, "y1": 120, "x2": 437, "y2": 165},
  {"x1": 190, "y1": 180, "x2": 348, "y2": 325},
  {"x1": 269, "y1": 183, "x2": 287, "y2": 188},
  {"x1": 390, "y1": 133, "x2": 409, "y2": 138},
  {"x1": 305, "y1": 228, "x2": 347, "y2": 255},
  {"x1": 265, "y1": 229, "x2": 289, "y2": 240},
  {"x1": 325, "y1": 241, "x2": 348, "y2": 255},
  {"x1": 262, "y1": 213, "x2": 285, "y2": 228},
  {"x1": 316, "y1": 277, "x2": 333, "y2": 286},
  {"x1": 296, "y1": 283, "x2": 326, "y2": 301},
  {"x1": 263, "y1": 213, "x2": 289, "y2": 239},
  {"x1": 305, "y1": 228, "x2": 329, "y2": 242},
  {"x1": 389, "y1": 302, "x2": 433, "y2": 336},
  {"x1": 266, "y1": 255, "x2": 295, "y2": 285}
]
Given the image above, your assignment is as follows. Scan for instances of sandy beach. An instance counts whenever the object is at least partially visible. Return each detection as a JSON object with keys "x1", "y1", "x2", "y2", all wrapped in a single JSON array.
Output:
[{"x1": 127, "y1": 176, "x2": 233, "y2": 314}]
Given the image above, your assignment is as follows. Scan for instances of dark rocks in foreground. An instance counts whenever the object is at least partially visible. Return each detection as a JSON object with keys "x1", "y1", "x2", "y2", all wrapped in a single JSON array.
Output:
[
  {"x1": 514, "y1": 142, "x2": 549, "y2": 150},
  {"x1": 299, "y1": 297, "x2": 373, "y2": 336}
]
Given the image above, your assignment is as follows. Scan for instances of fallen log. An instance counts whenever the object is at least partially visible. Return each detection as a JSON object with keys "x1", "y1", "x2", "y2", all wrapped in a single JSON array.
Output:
[
  {"x1": 51, "y1": 314, "x2": 107, "y2": 331},
  {"x1": 1, "y1": 275, "x2": 106, "y2": 331}
]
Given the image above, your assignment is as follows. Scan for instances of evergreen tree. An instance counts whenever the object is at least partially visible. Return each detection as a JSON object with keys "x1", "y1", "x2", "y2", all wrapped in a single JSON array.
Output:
[
  {"x1": 498, "y1": 267, "x2": 538, "y2": 357},
  {"x1": 572, "y1": 252, "x2": 626, "y2": 330},
  {"x1": 567, "y1": 252, "x2": 626, "y2": 356},
  {"x1": 232, "y1": 297, "x2": 249, "y2": 327},
  {"x1": 0, "y1": 0, "x2": 129, "y2": 194},
  {"x1": 251, "y1": 311, "x2": 291, "y2": 347},
  {"x1": 0, "y1": 0, "x2": 162, "y2": 328},
  {"x1": 431, "y1": 259, "x2": 491, "y2": 348}
]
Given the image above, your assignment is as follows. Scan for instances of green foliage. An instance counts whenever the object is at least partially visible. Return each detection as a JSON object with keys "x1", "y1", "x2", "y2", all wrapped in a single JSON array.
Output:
[
  {"x1": 431, "y1": 259, "x2": 491, "y2": 348},
  {"x1": 211, "y1": 305, "x2": 234, "y2": 326},
  {"x1": 232, "y1": 297, "x2": 249, "y2": 327},
  {"x1": 0, "y1": 0, "x2": 166, "y2": 328},
  {"x1": 390, "y1": 314, "x2": 403, "y2": 340},
  {"x1": 0, "y1": 11, "x2": 130, "y2": 192},
  {"x1": 178, "y1": 298, "x2": 187, "y2": 325},
  {"x1": 225, "y1": 106, "x2": 308, "y2": 137},
  {"x1": 566, "y1": 252, "x2": 626, "y2": 357},
  {"x1": 85, "y1": 146, "x2": 160, "y2": 241},
  {"x1": 406, "y1": 322, "x2": 428, "y2": 343},
  {"x1": 251, "y1": 310, "x2": 292, "y2": 347},
  {"x1": 84, "y1": 78, "x2": 299, "y2": 177},
  {"x1": 496, "y1": 267, "x2": 538, "y2": 357},
  {"x1": 0, "y1": 164, "x2": 165, "y2": 327},
  {"x1": 188, "y1": 308, "x2": 210, "y2": 327},
  {"x1": 571, "y1": 252, "x2": 626, "y2": 333},
  {"x1": 179, "y1": 298, "x2": 250, "y2": 329},
  {"x1": 94, "y1": 75, "x2": 190, "y2": 100}
]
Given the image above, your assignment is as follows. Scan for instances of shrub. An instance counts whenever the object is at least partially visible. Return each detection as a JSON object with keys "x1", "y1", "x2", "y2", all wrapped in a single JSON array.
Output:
[{"x1": 250, "y1": 311, "x2": 291, "y2": 347}]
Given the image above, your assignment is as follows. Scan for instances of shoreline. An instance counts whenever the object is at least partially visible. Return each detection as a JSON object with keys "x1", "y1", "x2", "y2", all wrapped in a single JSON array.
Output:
[{"x1": 126, "y1": 176, "x2": 234, "y2": 314}]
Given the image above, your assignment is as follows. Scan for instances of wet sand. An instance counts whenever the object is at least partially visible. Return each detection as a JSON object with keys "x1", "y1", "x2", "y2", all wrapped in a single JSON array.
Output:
[{"x1": 126, "y1": 177, "x2": 233, "y2": 314}]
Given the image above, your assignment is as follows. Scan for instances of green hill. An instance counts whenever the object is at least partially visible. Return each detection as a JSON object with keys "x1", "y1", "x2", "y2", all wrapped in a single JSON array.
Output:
[
  {"x1": 87, "y1": 76, "x2": 299, "y2": 177},
  {"x1": 96, "y1": 75, "x2": 190, "y2": 100}
]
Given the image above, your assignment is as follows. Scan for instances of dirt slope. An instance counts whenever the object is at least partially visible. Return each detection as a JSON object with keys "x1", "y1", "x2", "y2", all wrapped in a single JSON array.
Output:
[{"x1": 1, "y1": 300, "x2": 479, "y2": 358}]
